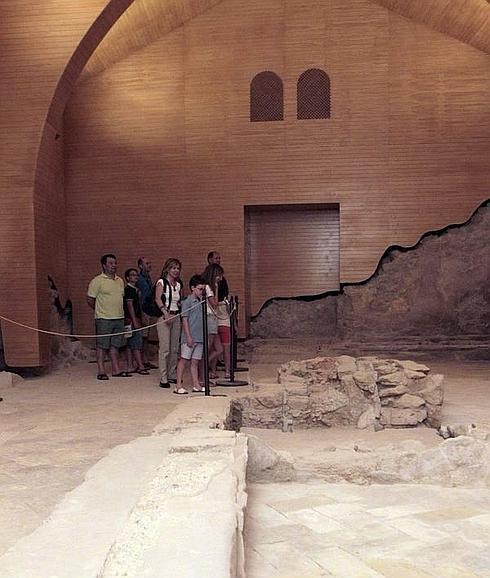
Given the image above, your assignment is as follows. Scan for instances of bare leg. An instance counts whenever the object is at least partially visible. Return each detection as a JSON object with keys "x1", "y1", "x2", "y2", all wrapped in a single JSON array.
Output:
[
  {"x1": 133, "y1": 349, "x2": 144, "y2": 370},
  {"x1": 208, "y1": 334, "x2": 223, "y2": 374},
  {"x1": 109, "y1": 346, "x2": 121, "y2": 375},
  {"x1": 126, "y1": 348, "x2": 133, "y2": 371},
  {"x1": 176, "y1": 357, "x2": 188, "y2": 392},
  {"x1": 96, "y1": 348, "x2": 107, "y2": 375},
  {"x1": 190, "y1": 358, "x2": 201, "y2": 390},
  {"x1": 223, "y1": 344, "x2": 231, "y2": 377}
]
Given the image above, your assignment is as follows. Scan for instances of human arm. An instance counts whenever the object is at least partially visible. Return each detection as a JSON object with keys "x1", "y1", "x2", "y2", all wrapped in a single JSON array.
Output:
[
  {"x1": 154, "y1": 279, "x2": 171, "y2": 321},
  {"x1": 126, "y1": 299, "x2": 141, "y2": 328},
  {"x1": 207, "y1": 284, "x2": 218, "y2": 309},
  {"x1": 87, "y1": 276, "x2": 99, "y2": 311},
  {"x1": 182, "y1": 317, "x2": 193, "y2": 347}
]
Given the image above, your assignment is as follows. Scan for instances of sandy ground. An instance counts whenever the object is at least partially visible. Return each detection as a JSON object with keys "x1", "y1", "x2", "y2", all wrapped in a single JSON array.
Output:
[
  {"x1": 0, "y1": 345, "x2": 488, "y2": 557},
  {"x1": 0, "y1": 361, "x2": 179, "y2": 555}
]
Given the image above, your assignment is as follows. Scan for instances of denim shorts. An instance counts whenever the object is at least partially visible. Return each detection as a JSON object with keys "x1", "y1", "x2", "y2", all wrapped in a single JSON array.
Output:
[{"x1": 127, "y1": 330, "x2": 143, "y2": 350}]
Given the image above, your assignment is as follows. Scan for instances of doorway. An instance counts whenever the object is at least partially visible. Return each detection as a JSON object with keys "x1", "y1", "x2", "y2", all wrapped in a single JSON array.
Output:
[{"x1": 245, "y1": 203, "x2": 340, "y2": 320}]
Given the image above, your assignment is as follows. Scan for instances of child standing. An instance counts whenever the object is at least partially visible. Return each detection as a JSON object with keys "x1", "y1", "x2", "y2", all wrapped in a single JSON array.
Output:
[
  {"x1": 124, "y1": 268, "x2": 149, "y2": 375},
  {"x1": 174, "y1": 275, "x2": 206, "y2": 394}
]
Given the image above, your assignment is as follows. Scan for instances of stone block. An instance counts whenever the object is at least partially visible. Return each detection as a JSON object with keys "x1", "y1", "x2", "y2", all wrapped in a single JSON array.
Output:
[
  {"x1": 380, "y1": 407, "x2": 392, "y2": 425},
  {"x1": 357, "y1": 407, "x2": 376, "y2": 430},
  {"x1": 282, "y1": 379, "x2": 308, "y2": 396},
  {"x1": 251, "y1": 394, "x2": 282, "y2": 409},
  {"x1": 378, "y1": 385, "x2": 408, "y2": 397},
  {"x1": 404, "y1": 369, "x2": 427, "y2": 380},
  {"x1": 0, "y1": 371, "x2": 23, "y2": 388},
  {"x1": 335, "y1": 355, "x2": 356, "y2": 375},
  {"x1": 390, "y1": 408, "x2": 427, "y2": 426},
  {"x1": 372, "y1": 360, "x2": 398, "y2": 376},
  {"x1": 397, "y1": 360, "x2": 430, "y2": 374},
  {"x1": 378, "y1": 371, "x2": 408, "y2": 387},
  {"x1": 425, "y1": 403, "x2": 443, "y2": 428},
  {"x1": 418, "y1": 374, "x2": 444, "y2": 405},
  {"x1": 278, "y1": 373, "x2": 303, "y2": 386},
  {"x1": 287, "y1": 396, "x2": 310, "y2": 411},
  {"x1": 392, "y1": 394, "x2": 425, "y2": 409},
  {"x1": 316, "y1": 390, "x2": 349, "y2": 413},
  {"x1": 352, "y1": 369, "x2": 377, "y2": 393}
]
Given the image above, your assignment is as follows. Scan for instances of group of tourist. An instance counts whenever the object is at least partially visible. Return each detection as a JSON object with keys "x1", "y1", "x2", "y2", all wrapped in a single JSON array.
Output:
[{"x1": 86, "y1": 251, "x2": 231, "y2": 394}]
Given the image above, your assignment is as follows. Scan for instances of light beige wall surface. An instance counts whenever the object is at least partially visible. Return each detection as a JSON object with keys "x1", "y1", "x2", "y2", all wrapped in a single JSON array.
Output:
[{"x1": 65, "y1": 0, "x2": 489, "y2": 336}]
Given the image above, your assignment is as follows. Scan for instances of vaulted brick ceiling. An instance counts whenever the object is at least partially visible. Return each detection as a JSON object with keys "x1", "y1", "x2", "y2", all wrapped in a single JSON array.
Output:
[{"x1": 80, "y1": 0, "x2": 489, "y2": 81}]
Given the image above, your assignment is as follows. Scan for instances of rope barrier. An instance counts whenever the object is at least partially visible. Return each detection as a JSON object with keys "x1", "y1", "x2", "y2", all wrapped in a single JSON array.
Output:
[{"x1": 0, "y1": 298, "x2": 234, "y2": 340}]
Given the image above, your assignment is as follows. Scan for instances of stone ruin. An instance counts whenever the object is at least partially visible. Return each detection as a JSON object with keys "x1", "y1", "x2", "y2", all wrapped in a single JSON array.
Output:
[{"x1": 236, "y1": 355, "x2": 444, "y2": 431}]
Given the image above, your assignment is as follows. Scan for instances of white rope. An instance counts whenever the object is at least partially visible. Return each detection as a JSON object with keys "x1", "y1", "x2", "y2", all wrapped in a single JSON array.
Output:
[{"x1": 0, "y1": 299, "x2": 234, "y2": 340}]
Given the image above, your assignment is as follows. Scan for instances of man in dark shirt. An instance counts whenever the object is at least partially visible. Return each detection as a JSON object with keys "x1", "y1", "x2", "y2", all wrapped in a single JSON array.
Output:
[
  {"x1": 207, "y1": 251, "x2": 229, "y2": 301},
  {"x1": 136, "y1": 256, "x2": 157, "y2": 369}
]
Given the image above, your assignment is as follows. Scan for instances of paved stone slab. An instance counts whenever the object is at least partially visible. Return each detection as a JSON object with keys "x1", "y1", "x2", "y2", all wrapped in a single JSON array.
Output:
[
  {"x1": 307, "y1": 547, "x2": 384, "y2": 578},
  {"x1": 246, "y1": 483, "x2": 490, "y2": 578},
  {"x1": 0, "y1": 436, "x2": 172, "y2": 578}
]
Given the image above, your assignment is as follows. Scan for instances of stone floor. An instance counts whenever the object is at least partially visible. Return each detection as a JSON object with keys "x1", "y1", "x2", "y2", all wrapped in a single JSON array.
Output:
[
  {"x1": 245, "y1": 482, "x2": 490, "y2": 578},
  {"x1": 0, "y1": 362, "x2": 179, "y2": 555},
  {"x1": 0, "y1": 345, "x2": 489, "y2": 577}
]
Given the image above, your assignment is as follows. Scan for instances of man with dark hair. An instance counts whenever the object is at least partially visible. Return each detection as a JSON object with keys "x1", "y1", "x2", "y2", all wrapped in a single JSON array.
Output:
[
  {"x1": 87, "y1": 254, "x2": 131, "y2": 380},
  {"x1": 207, "y1": 250, "x2": 231, "y2": 375},
  {"x1": 136, "y1": 255, "x2": 157, "y2": 369},
  {"x1": 207, "y1": 251, "x2": 229, "y2": 301}
]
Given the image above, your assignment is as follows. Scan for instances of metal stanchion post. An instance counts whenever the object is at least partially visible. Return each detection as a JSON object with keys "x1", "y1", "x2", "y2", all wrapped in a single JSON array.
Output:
[
  {"x1": 201, "y1": 293, "x2": 210, "y2": 396},
  {"x1": 232, "y1": 295, "x2": 248, "y2": 373},
  {"x1": 215, "y1": 296, "x2": 248, "y2": 387}
]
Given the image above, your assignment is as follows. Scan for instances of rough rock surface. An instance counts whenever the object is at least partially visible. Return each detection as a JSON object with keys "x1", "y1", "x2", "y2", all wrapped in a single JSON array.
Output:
[
  {"x1": 236, "y1": 356, "x2": 443, "y2": 430},
  {"x1": 251, "y1": 202, "x2": 489, "y2": 339},
  {"x1": 249, "y1": 436, "x2": 490, "y2": 488},
  {"x1": 0, "y1": 371, "x2": 23, "y2": 388},
  {"x1": 246, "y1": 435, "x2": 295, "y2": 483}
]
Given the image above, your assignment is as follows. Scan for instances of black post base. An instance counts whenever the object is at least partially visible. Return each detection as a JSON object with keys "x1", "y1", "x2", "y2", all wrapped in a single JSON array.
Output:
[{"x1": 214, "y1": 378, "x2": 249, "y2": 387}]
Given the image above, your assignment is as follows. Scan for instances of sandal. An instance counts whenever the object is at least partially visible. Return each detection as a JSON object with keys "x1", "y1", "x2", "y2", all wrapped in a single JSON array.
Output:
[
  {"x1": 173, "y1": 388, "x2": 188, "y2": 395},
  {"x1": 136, "y1": 368, "x2": 150, "y2": 375},
  {"x1": 192, "y1": 387, "x2": 204, "y2": 393},
  {"x1": 112, "y1": 371, "x2": 132, "y2": 378},
  {"x1": 97, "y1": 373, "x2": 109, "y2": 381}
]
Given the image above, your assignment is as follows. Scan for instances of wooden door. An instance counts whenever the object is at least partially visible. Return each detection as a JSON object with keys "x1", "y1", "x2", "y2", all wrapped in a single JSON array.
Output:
[{"x1": 245, "y1": 203, "x2": 340, "y2": 319}]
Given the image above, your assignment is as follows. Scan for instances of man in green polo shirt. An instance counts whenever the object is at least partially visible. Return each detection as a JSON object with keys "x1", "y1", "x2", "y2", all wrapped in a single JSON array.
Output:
[{"x1": 87, "y1": 253, "x2": 131, "y2": 380}]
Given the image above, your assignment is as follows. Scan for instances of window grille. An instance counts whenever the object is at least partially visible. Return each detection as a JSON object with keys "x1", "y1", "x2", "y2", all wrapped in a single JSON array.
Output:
[
  {"x1": 297, "y1": 68, "x2": 330, "y2": 120},
  {"x1": 250, "y1": 71, "x2": 284, "y2": 122}
]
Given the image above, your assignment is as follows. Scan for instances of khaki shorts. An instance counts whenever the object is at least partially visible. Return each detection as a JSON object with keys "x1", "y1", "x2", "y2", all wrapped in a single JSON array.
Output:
[{"x1": 180, "y1": 342, "x2": 203, "y2": 360}]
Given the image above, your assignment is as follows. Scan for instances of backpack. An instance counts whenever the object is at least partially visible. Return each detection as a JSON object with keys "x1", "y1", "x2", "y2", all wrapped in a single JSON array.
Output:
[{"x1": 142, "y1": 278, "x2": 182, "y2": 318}]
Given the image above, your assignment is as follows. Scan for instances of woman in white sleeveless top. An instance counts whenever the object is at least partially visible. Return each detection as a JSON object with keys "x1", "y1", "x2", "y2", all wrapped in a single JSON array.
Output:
[{"x1": 155, "y1": 258, "x2": 183, "y2": 388}]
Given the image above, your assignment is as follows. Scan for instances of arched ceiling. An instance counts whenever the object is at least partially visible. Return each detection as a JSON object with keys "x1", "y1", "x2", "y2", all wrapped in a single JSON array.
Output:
[
  {"x1": 371, "y1": 0, "x2": 490, "y2": 53},
  {"x1": 80, "y1": 0, "x2": 489, "y2": 81},
  {"x1": 80, "y1": 0, "x2": 225, "y2": 80}
]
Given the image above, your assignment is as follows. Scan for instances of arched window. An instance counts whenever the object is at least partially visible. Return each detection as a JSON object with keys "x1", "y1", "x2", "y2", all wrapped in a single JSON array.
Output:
[
  {"x1": 250, "y1": 71, "x2": 284, "y2": 122},
  {"x1": 297, "y1": 68, "x2": 330, "y2": 120}
]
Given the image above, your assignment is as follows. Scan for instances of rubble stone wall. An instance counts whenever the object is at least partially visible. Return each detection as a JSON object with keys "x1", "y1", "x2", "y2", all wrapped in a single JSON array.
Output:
[
  {"x1": 236, "y1": 356, "x2": 444, "y2": 430},
  {"x1": 251, "y1": 202, "x2": 489, "y2": 339}
]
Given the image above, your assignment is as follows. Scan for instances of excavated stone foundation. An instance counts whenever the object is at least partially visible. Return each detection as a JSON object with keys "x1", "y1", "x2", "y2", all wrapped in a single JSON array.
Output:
[{"x1": 234, "y1": 355, "x2": 444, "y2": 431}]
